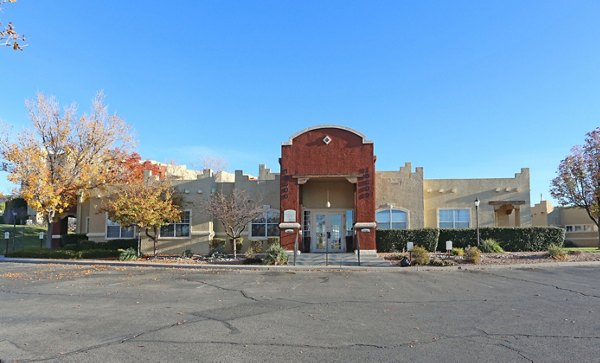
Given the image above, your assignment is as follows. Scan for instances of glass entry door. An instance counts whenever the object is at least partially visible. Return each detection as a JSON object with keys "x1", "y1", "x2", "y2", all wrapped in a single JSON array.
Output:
[{"x1": 311, "y1": 212, "x2": 346, "y2": 252}]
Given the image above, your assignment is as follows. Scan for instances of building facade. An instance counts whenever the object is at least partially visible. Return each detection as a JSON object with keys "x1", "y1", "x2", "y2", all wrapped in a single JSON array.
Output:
[
  {"x1": 532, "y1": 200, "x2": 599, "y2": 247},
  {"x1": 75, "y1": 125, "x2": 532, "y2": 255}
]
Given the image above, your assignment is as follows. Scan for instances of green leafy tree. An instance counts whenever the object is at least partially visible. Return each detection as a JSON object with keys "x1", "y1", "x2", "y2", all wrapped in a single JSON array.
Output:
[{"x1": 551, "y1": 127, "x2": 600, "y2": 248}]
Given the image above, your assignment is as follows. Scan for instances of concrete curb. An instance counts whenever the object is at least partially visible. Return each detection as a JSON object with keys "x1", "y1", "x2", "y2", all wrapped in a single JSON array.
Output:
[{"x1": 1, "y1": 256, "x2": 600, "y2": 272}]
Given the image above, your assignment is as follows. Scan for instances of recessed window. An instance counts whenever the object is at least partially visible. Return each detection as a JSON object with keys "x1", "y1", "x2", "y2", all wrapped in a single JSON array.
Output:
[
  {"x1": 106, "y1": 218, "x2": 135, "y2": 239},
  {"x1": 252, "y1": 209, "x2": 280, "y2": 238},
  {"x1": 438, "y1": 209, "x2": 470, "y2": 229},
  {"x1": 160, "y1": 211, "x2": 191, "y2": 238},
  {"x1": 376, "y1": 208, "x2": 408, "y2": 230},
  {"x1": 565, "y1": 224, "x2": 596, "y2": 233}
]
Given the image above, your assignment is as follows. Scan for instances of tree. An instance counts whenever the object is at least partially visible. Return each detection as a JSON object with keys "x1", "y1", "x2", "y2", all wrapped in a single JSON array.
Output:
[
  {"x1": 205, "y1": 189, "x2": 263, "y2": 259},
  {"x1": 551, "y1": 127, "x2": 600, "y2": 248},
  {"x1": 123, "y1": 152, "x2": 166, "y2": 181},
  {"x1": 0, "y1": 92, "x2": 132, "y2": 247},
  {"x1": 101, "y1": 177, "x2": 181, "y2": 257},
  {"x1": 0, "y1": 0, "x2": 26, "y2": 51}
]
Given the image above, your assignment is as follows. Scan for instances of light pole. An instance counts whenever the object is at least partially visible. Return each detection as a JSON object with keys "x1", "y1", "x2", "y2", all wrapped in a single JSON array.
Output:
[
  {"x1": 12, "y1": 210, "x2": 17, "y2": 252},
  {"x1": 474, "y1": 198, "x2": 480, "y2": 247}
]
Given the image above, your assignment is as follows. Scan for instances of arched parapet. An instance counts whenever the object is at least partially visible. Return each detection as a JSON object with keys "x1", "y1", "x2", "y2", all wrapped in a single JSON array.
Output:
[{"x1": 282, "y1": 124, "x2": 373, "y2": 146}]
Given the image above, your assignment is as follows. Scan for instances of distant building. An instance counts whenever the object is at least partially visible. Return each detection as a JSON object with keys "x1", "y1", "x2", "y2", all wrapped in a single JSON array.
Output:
[
  {"x1": 72, "y1": 125, "x2": 532, "y2": 254},
  {"x1": 532, "y1": 200, "x2": 599, "y2": 247}
]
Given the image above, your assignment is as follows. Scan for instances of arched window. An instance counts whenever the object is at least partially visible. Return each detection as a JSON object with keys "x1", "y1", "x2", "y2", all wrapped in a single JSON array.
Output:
[
  {"x1": 251, "y1": 209, "x2": 280, "y2": 238},
  {"x1": 376, "y1": 208, "x2": 408, "y2": 230}
]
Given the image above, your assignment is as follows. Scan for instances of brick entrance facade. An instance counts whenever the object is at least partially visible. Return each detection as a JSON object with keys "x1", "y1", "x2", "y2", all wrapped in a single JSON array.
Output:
[{"x1": 279, "y1": 126, "x2": 377, "y2": 252}]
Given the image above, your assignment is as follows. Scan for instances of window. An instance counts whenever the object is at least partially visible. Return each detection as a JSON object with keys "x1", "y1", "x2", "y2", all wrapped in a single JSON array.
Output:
[
  {"x1": 376, "y1": 208, "x2": 408, "y2": 230},
  {"x1": 438, "y1": 209, "x2": 470, "y2": 229},
  {"x1": 160, "y1": 210, "x2": 191, "y2": 238},
  {"x1": 106, "y1": 218, "x2": 134, "y2": 239},
  {"x1": 252, "y1": 209, "x2": 280, "y2": 238},
  {"x1": 565, "y1": 224, "x2": 596, "y2": 233},
  {"x1": 346, "y1": 210, "x2": 354, "y2": 234},
  {"x1": 303, "y1": 210, "x2": 311, "y2": 236}
]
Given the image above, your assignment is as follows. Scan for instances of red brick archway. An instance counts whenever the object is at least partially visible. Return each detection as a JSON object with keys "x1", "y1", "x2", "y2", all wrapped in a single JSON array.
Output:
[{"x1": 279, "y1": 125, "x2": 376, "y2": 252}]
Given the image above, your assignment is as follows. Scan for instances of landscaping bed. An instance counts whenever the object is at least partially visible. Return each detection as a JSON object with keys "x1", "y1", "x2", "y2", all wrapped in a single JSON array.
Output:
[{"x1": 380, "y1": 250, "x2": 600, "y2": 266}]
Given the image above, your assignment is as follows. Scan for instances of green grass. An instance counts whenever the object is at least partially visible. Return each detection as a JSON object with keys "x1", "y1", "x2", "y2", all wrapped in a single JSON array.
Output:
[
  {"x1": 563, "y1": 247, "x2": 600, "y2": 253},
  {"x1": 0, "y1": 224, "x2": 48, "y2": 252}
]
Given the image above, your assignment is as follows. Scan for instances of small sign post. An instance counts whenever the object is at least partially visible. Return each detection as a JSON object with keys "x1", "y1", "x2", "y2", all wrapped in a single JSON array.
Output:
[
  {"x1": 4, "y1": 231, "x2": 9, "y2": 255},
  {"x1": 279, "y1": 222, "x2": 301, "y2": 266},
  {"x1": 407, "y1": 241, "x2": 414, "y2": 263},
  {"x1": 39, "y1": 232, "x2": 45, "y2": 249},
  {"x1": 354, "y1": 222, "x2": 377, "y2": 266},
  {"x1": 446, "y1": 241, "x2": 453, "y2": 256}
]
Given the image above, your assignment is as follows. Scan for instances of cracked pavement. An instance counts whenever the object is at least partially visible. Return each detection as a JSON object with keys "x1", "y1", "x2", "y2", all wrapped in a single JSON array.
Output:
[{"x1": 0, "y1": 263, "x2": 599, "y2": 362}]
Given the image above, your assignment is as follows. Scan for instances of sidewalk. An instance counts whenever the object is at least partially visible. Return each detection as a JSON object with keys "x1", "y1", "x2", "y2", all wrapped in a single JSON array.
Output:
[{"x1": 2, "y1": 255, "x2": 600, "y2": 272}]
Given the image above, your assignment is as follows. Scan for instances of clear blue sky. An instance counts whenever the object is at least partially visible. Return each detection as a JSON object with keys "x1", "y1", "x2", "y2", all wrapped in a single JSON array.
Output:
[{"x1": 1, "y1": 1, "x2": 599, "y2": 206}]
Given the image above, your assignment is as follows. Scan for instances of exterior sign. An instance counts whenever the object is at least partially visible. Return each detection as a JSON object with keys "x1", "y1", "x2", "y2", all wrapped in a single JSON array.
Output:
[{"x1": 283, "y1": 209, "x2": 297, "y2": 223}]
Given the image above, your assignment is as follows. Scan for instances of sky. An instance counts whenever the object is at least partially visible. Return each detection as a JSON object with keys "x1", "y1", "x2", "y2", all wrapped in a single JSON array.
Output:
[{"x1": 1, "y1": 0, "x2": 599, "y2": 206}]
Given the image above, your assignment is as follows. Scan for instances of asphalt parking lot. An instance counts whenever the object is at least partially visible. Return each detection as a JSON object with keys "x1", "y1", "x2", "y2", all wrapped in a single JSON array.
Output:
[{"x1": 1, "y1": 263, "x2": 599, "y2": 362}]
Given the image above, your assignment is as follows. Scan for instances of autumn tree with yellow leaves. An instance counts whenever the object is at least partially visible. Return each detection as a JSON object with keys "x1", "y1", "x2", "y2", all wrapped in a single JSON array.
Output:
[
  {"x1": 100, "y1": 173, "x2": 182, "y2": 257},
  {"x1": 1, "y1": 92, "x2": 132, "y2": 247}
]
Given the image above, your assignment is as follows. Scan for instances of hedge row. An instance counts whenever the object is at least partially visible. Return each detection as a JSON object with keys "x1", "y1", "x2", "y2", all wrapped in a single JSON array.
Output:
[
  {"x1": 377, "y1": 227, "x2": 565, "y2": 252},
  {"x1": 62, "y1": 239, "x2": 137, "y2": 251},
  {"x1": 376, "y1": 229, "x2": 440, "y2": 252},
  {"x1": 6, "y1": 248, "x2": 119, "y2": 259}
]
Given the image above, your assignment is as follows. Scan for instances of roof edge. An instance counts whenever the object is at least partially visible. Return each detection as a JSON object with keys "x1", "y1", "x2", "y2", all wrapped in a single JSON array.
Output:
[{"x1": 282, "y1": 124, "x2": 373, "y2": 146}]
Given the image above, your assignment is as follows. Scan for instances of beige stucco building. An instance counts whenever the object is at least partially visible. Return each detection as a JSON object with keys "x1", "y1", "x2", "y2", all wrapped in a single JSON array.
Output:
[
  {"x1": 75, "y1": 125, "x2": 533, "y2": 255},
  {"x1": 532, "y1": 200, "x2": 599, "y2": 247}
]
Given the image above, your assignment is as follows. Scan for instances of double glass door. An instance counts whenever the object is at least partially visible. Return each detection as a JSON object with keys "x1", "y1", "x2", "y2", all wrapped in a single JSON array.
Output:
[{"x1": 311, "y1": 212, "x2": 346, "y2": 252}]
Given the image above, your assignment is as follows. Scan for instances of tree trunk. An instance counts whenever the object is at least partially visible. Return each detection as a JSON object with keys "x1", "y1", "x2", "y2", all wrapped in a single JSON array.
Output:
[
  {"x1": 137, "y1": 232, "x2": 142, "y2": 257},
  {"x1": 153, "y1": 226, "x2": 158, "y2": 257},
  {"x1": 597, "y1": 228, "x2": 600, "y2": 250},
  {"x1": 45, "y1": 217, "x2": 53, "y2": 249},
  {"x1": 233, "y1": 237, "x2": 237, "y2": 259}
]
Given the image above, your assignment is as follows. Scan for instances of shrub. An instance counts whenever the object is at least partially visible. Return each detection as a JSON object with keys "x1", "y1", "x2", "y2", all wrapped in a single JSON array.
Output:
[
  {"x1": 79, "y1": 240, "x2": 99, "y2": 250},
  {"x1": 210, "y1": 238, "x2": 226, "y2": 251},
  {"x1": 452, "y1": 247, "x2": 464, "y2": 256},
  {"x1": 263, "y1": 244, "x2": 288, "y2": 265},
  {"x1": 182, "y1": 249, "x2": 194, "y2": 258},
  {"x1": 548, "y1": 244, "x2": 567, "y2": 261},
  {"x1": 480, "y1": 239, "x2": 504, "y2": 253},
  {"x1": 265, "y1": 237, "x2": 281, "y2": 249},
  {"x1": 465, "y1": 247, "x2": 481, "y2": 264},
  {"x1": 6, "y1": 248, "x2": 118, "y2": 259},
  {"x1": 7, "y1": 248, "x2": 77, "y2": 259},
  {"x1": 119, "y1": 247, "x2": 137, "y2": 261},
  {"x1": 209, "y1": 244, "x2": 227, "y2": 259},
  {"x1": 79, "y1": 249, "x2": 119, "y2": 259},
  {"x1": 230, "y1": 238, "x2": 244, "y2": 253},
  {"x1": 410, "y1": 245, "x2": 430, "y2": 265},
  {"x1": 245, "y1": 240, "x2": 263, "y2": 259},
  {"x1": 102, "y1": 239, "x2": 137, "y2": 250},
  {"x1": 439, "y1": 227, "x2": 565, "y2": 252},
  {"x1": 61, "y1": 233, "x2": 88, "y2": 247},
  {"x1": 377, "y1": 229, "x2": 440, "y2": 252}
]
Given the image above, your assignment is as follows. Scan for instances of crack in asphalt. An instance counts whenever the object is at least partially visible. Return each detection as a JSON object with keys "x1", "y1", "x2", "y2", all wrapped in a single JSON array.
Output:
[
  {"x1": 21, "y1": 317, "x2": 205, "y2": 362},
  {"x1": 495, "y1": 342, "x2": 533, "y2": 362},
  {"x1": 474, "y1": 270, "x2": 600, "y2": 299},
  {"x1": 275, "y1": 296, "x2": 499, "y2": 306},
  {"x1": 126, "y1": 339, "x2": 400, "y2": 350},
  {"x1": 190, "y1": 313, "x2": 241, "y2": 335},
  {"x1": 182, "y1": 278, "x2": 260, "y2": 302}
]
